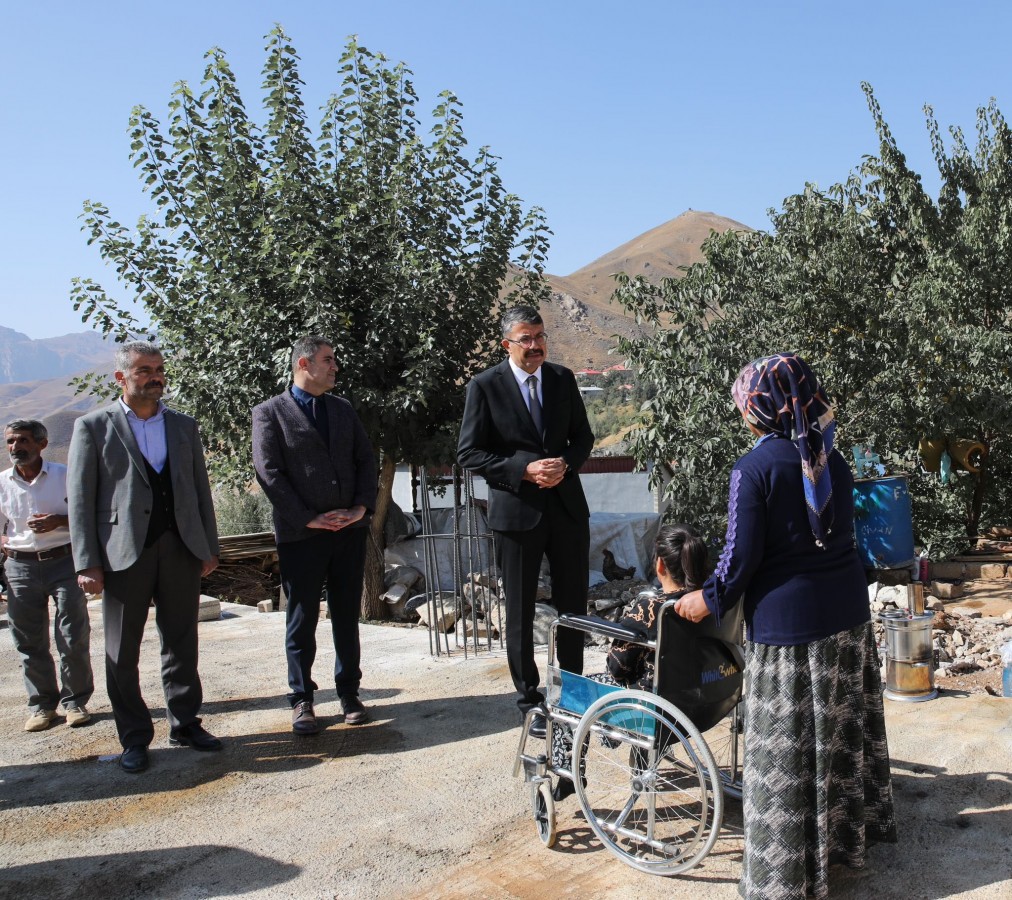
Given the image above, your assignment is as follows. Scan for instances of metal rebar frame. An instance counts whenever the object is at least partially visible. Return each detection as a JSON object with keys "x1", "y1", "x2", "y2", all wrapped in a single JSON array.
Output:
[{"x1": 415, "y1": 465, "x2": 502, "y2": 657}]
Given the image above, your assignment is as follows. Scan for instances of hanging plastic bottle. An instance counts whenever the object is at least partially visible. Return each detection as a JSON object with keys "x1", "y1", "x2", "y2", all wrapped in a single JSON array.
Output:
[{"x1": 939, "y1": 449, "x2": 952, "y2": 485}]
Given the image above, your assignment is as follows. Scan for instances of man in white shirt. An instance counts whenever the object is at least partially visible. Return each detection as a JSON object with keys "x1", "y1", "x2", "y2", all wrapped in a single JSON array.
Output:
[{"x1": 1, "y1": 419, "x2": 94, "y2": 732}]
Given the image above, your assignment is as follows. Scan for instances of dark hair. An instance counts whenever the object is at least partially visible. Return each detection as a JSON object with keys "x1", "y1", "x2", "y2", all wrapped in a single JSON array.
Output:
[
  {"x1": 5, "y1": 419, "x2": 47, "y2": 442},
  {"x1": 291, "y1": 334, "x2": 333, "y2": 371},
  {"x1": 654, "y1": 523, "x2": 709, "y2": 590},
  {"x1": 501, "y1": 305, "x2": 542, "y2": 338}
]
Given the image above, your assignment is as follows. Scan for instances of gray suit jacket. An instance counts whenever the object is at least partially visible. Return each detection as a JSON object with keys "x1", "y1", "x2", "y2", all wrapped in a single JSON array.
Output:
[
  {"x1": 252, "y1": 389, "x2": 377, "y2": 544},
  {"x1": 68, "y1": 403, "x2": 219, "y2": 573}
]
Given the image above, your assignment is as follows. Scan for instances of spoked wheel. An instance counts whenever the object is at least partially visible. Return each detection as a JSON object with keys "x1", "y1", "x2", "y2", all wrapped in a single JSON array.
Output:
[
  {"x1": 573, "y1": 690, "x2": 723, "y2": 876},
  {"x1": 706, "y1": 699, "x2": 744, "y2": 800},
  {"x1": 531, "y1": 780, "x2": 557, "y2": 848}
]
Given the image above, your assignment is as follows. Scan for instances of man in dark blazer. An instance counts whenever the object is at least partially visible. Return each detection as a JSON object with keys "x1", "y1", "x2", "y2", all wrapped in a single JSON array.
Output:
[
  {"x1": 457, "y1": 306, "x2": 594, "y2": 735},
  {"x1": 68, "y1": 341, "x2": 222, "y2": 773},
  {"x1": 252, "y1": 335, "x2": 377, "y2": 736}
]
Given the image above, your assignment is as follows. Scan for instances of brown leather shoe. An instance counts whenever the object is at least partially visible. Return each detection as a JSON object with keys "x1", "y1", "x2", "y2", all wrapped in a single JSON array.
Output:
[
  {"x1": 341, "y1": 696, "x2": 369, "y2": 725},
  {"x1": 292, "y1": 701, "x2": 320, "y2": 735}
]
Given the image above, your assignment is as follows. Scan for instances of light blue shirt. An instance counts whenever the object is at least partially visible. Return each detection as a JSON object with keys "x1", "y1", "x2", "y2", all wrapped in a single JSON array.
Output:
[
  {"x1": 119, "y1": 398, "x2": 168, "y2": 473},
  {"x1": 508, "y1": 359, "x2": 542, "y2": 412}
]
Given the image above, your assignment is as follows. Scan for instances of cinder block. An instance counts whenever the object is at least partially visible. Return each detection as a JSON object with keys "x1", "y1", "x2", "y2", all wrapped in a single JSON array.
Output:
[
  {"x1": 198, "y1": 594, "x2": 221, "y2": 621},
  {"x1": 929, "y1": 581, "x2": 964, "y2": 600},
  {"x1": 930, "y1": 562, "x2": 966, "y2": 580}
]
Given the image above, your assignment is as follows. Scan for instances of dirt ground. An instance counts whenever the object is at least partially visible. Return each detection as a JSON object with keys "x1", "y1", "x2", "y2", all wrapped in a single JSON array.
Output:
[{"x1": 1, "y1": 600, "x2": 1010, "y2": 900}]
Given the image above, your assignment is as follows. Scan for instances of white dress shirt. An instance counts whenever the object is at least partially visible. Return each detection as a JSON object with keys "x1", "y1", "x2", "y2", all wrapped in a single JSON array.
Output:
[
  {"x1": 508, "y1": 358, "x2": 542, "y2": 411},
  {"x1": 0, "y1": 460, "x2": 72, "y2": 551}
]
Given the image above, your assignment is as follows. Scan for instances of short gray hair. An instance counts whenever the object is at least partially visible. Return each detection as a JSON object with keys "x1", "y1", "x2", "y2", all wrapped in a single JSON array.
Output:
[
  {"x1": 501, "y1": 305, "x2": 542, "y2": 338},
  {"x1": 5, "y1": 419, "x2": 47, "y2": 442},
  {"x1": 115, "y1": 340, "x2": 163, "y2": 371},
  {"x1": 291, "y1": 334, "x2": 333, "y2": 370}
]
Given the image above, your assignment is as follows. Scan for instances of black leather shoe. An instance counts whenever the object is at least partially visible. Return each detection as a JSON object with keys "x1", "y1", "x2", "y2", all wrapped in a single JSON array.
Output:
[
  {"x1": 528, "y1": 713, "x2": 547, "y2": 740},
  {"x1": 169, "y1": 723, "x2": 223, "y2": 752},
  {"x1": 120, "y1": 745, "x2": 149, "y2": 773},
  {"x1": 553, "y1": 778, "x2": 577, "y2": 802}
]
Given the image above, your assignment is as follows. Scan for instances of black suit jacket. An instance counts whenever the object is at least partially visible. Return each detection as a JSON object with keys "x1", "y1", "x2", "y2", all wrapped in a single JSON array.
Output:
[
  {"x1": 457, "y1": 359, "x2": 594, "y2": 531},
  {"x1": 252, "y1": 390, "x2": 378, "y2": 544}
]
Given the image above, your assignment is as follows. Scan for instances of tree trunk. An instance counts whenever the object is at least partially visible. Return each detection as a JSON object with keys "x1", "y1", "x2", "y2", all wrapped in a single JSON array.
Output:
[
  {"x1": 361, "y1": 453, "x2": 397, "y2": 620},
  {"x1": 966, "y1": 449, "x2": 989, "y2": 540}
]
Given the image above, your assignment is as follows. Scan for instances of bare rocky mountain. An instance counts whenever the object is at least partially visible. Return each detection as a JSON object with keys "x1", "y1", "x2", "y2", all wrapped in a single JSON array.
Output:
[
  {"x1": 541, "y1": 210, "x2": 750, "y2": 369},
  {"x1": 0, "y1": 328, "x2": 114, "y2": 462},
  {"x1": 0, "y1": 210, "x2": 750, "y2": 458},
  {"x1": 0, "y1": 325, "x2": 112, "y2": 384}
]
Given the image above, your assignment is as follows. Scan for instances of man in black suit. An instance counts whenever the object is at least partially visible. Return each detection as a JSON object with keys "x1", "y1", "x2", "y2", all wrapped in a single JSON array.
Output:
[
  {"x1": 252, "y1": 335, "x2": 377, "y2": 735},
  {"x1": 457, "y1": 306, "x2": 594, "y2": 735}
]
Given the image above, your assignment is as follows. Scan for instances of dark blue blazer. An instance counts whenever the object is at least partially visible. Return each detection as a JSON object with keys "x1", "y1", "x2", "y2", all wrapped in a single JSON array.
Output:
[{"x1": 252, "y1": 390, "x2": 377, "y2": 544}]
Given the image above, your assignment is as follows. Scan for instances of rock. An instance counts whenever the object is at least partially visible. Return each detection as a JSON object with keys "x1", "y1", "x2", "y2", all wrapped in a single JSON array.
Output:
[
  {"x1": 1003, "y1": 610, "x2": 1012, "y2": 623},
  {"x1": 257, "y1": 599, "x2": 274, "y2": 613},
  {"x1": 382, "y1": 583, "x2": 410, "y2": 619},
  {"x1": 536, "y1": 579, "x2": 552, "y2": 602},
  {"x1": 874, "y1": 585, "x2": 907, "y2": 608},
  {"x1": 198, "y1": 595, "x2": 221, "y2": 622},
  {"x1": 462, "y1": 582, "x2": 489, "y2": 608},
  {"x1": 980, "y1": 563, "x2": 1008, "y2": 580},
  {"x1": 929, "y1": 581, "x2": 964, "y2": 600},
  {"x1": 385, "y1": 565, "x2": 424, "y2": 590},
  {"x1": 950, "y1": 607, "x2": 982, "y2": 619},
  {"x1": 414, "y1": 594, "x2": 458, "y2": 632},
  {"x1": 925, "y1": 597, "x2": 945, "y2": 611},
  {"x1": 320, "y1": 601, "x2": 329, "y2": 621},
  {"x1": 532, "y1": 602, "x2": 559, "y2": 645},
  {"x1": 952, "y1": 630, "x2": 966, "y2": 647}
]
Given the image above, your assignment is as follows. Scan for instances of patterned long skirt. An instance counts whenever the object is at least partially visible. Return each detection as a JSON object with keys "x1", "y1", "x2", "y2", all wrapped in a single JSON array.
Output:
[{"x1": 740, "y1": 622, "x2": 896, "y2": 900}]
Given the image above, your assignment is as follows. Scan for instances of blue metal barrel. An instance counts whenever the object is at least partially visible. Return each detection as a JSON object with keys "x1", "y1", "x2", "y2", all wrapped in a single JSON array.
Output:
[{"x1": 853, "y1": 476, "x2": 915, "y2": 569}]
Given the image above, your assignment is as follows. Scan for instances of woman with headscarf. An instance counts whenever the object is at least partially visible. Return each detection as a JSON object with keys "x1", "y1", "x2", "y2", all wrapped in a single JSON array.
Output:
[{"x1": 675, "y1": 353, "x2": 896, "y2": 900}]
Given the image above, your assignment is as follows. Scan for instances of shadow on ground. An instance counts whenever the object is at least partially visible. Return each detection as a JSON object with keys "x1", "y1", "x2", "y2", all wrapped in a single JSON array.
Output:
[{"x1": 0, "y1": 846, "x2": 299, "y2": 899}]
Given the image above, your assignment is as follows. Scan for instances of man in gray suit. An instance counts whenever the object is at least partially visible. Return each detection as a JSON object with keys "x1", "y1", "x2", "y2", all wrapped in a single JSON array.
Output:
[
  {"x1": 68, "y1": 341, "x2": 221, "y2": 773},
  {"x1": 252, "y1": 335, "x2": 377, "y2": 736}
]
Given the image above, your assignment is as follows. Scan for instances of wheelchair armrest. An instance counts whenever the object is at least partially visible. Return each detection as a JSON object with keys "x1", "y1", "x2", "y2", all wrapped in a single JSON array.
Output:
[{"x1": 558, "y1": 613, "x2": 650, "y2": 645}]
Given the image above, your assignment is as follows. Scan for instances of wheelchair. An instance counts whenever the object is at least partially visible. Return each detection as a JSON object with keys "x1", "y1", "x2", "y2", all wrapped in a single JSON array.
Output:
[{"x1": 513, "y1": 596, "x2": 744, "y2": 876}]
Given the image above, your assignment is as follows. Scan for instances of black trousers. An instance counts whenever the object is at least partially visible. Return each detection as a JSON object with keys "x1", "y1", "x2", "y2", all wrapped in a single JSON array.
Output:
[
  {"x1": 102, "y1": 530, "x2": 203, "y2": 749},
  {"x1": 277, "y1": 527, "x2": 368, "y2": 707},
  {"x1": 496, "y1": 491, "x2": 589, "y2": 714}
]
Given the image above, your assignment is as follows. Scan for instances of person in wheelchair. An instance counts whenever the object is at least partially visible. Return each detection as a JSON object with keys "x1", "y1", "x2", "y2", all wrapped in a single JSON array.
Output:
[{"x1": 549, "y1": 523, "x2": 709, "y2": 795}]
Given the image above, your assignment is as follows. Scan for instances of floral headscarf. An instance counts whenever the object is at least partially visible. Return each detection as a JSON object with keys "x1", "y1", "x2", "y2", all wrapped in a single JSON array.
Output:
[{"x1": 732, "y1": 353, "x2": 837, "y2": 546}]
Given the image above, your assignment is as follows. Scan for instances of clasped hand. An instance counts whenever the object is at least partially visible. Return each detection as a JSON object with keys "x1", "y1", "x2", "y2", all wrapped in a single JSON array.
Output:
[
  {"x1": 524, "y1": 457, "x2": 566, "y2": 489},
  {"x1": 307, "y1": 506, "x2": 366, "y2": 531}
]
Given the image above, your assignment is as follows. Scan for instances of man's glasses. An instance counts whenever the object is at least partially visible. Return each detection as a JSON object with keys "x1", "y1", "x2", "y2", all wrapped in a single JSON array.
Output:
[{"x1": 505, "y1": 332, "x2": 548, "y2": 348}]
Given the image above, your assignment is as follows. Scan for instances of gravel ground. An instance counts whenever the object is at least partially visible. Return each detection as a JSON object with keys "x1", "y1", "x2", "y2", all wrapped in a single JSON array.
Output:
[{"x1": 1, "y1": 601, "x2": 1010, "y2": 900}]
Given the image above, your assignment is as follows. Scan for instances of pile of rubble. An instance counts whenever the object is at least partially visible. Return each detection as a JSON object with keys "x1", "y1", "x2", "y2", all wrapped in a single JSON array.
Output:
[{"x1": 869, "y1": 580, "x2": 1012, "y2": 679}]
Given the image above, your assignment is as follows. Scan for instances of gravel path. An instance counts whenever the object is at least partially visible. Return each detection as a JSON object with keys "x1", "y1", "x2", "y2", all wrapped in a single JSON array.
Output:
[{"x1": 1, "y1": 602, "x2": 1010, "y2": 899}]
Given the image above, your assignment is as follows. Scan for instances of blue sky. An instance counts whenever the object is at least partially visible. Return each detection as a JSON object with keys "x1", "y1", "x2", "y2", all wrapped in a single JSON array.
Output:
[{"x1": 4, "y1": 1, "x2": 1011, "y2": 339}]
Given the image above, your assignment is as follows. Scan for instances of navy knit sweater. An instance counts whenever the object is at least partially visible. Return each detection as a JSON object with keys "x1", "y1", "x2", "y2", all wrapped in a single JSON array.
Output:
[{"x1": 702, "y1": 433, "x2": 870, "y2": 646}]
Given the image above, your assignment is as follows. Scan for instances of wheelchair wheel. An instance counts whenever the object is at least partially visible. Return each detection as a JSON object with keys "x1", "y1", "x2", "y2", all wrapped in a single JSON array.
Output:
[
  {"x1": 706, "y1": 699, "x2": 744, "y2": 800},
  {"x1": 572, "y1": 690, "x2": 723, "y2": 876},
  {"x1": 531, "y1": 781, "x2": 557, "y2": 848}
]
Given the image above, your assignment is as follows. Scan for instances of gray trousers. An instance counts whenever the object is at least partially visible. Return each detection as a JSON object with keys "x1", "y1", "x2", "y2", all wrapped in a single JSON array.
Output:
[
  {"x1": 5, "y1": 554, "x2": 94, "y2": 713},
  {"x1": 102, "y1": 530, "x2": 204, "y2": 749}
]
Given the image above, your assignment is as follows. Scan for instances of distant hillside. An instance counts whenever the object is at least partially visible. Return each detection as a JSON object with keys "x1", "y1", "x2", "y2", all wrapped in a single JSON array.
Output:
[
  {"x1": 0, "y1": 325, "x2": 113, "y2": 384},
  {"x1": 541, "y1": 210, "x2": 750, "y2": 369}
]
